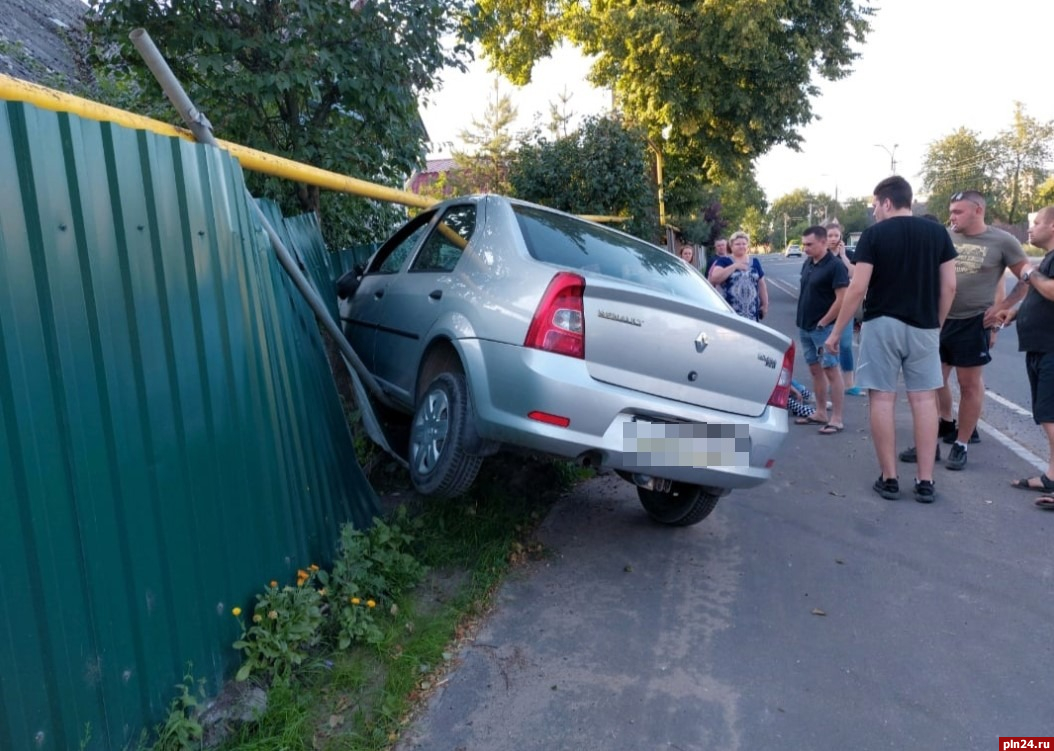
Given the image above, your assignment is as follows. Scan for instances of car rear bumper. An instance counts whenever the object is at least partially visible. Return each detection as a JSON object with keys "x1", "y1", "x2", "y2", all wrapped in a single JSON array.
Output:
[{"x1": 460, "y1": 339, "x2": 788, "y2": 489}]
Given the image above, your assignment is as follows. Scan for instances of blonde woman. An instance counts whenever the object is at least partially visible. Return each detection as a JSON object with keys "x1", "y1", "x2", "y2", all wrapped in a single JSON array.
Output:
[{"x1": 708, "y1": 231, "x2": 769, "y2": 321}]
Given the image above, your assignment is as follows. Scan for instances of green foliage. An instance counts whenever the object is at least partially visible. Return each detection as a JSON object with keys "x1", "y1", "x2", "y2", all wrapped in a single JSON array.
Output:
[
  {"x1": 468, "y1": 0, "x2": 872, "y2": 181},
  {"x1": 327, "y1": 509, "x2": 426, "y2": 650},
  {"x1": 994, "y1": 102, "x2": 1054, "y2": 224},
  {"x1": 214, "y1": 456, "x2": 565, "y2": 750},
  {"x1": 767, "y1": 189, "x2": 842, "y2": 248},
  {"x1": 233, "y1": 572, "x2": 326, "y2": 686},
  {"x1": 921, "y1": 127, "x2": 999, "y2": 218},
  {"x1": 921, "y1": 103, "x2": 1054, "y2": 224},
  {"x1": 510, "y1": 115, "x2": 657, "y2": 241},
  {"x1": 446, "y1": 79, "x2": 520, "y2": 195},
  {"x1": 151, "y1": 667, "x2": 205, "y2": 751},
  {"x1": 834, "y1": 197, "x2": 873, "y2": 237},
  {"x1": 1036, "y1": 177, "x2": 1054, "y2": 209},
  {"x1": 85, "y1": 0, "x2": 472, "y2": 249}
]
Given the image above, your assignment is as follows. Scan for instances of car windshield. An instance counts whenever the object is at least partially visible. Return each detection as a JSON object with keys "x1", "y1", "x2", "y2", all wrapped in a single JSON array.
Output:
[{"x1": 512, "y1": 205, "x2": 727, "y2": 309}]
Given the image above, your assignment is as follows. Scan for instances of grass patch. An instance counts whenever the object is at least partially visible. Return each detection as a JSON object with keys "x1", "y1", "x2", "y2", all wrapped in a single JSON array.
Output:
[{"x1": 209, "y1": 454, "x2": 588, "y2": 751}]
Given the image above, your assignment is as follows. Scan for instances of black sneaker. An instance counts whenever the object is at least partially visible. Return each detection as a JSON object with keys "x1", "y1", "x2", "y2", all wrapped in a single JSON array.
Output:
[
  {"x1": 938, "y1": 418, "x2": 957, "y2": 441},
  {"x1": 914, "y1": 479, "x2": 936, "y2": 504},
  {"x1": 899, "y1": 444, "x2": 941, "y2": 463},
  {"x1": 873, "y1": 475, "x2": 901, "y2": 500},
  {"x1": 945, "y1": 441, "x2": 967, "y2": 471},
  {"x1": 943, "y1": 426, "x2": 981, "y2": 445}
]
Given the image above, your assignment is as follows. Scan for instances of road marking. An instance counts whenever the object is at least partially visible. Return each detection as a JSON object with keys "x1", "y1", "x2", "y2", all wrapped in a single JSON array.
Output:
[
  {"x1": 767, "y1": 278, "x2": 798, "y2": 299},
  {"x1": 953, "y1": 391, "x2": 1046, "y2": 471},
  {"x1": 975, "y1": 417, "x2": 1046, "y2": 471},
  {"x1": 985, "y1": 389, "x2": 1033, "y2": 417}
]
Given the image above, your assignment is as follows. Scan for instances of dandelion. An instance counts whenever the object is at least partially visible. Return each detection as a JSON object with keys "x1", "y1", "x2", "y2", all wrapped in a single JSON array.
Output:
[
  {"x1": 366, "y1": 599, "x2": 376, "y2": 609},
  {"x1": 296, "y1": 569, "x2": 309, "y2": 586},
  {"x1": 269, "y1": 580, "x2": 278, "y2": 588},
  {"x1": 268, "y1": 610, "x2": 278, "y2": 620},
  {"x1": 232, "y1": 607, "x2": 242, "y2": 617},
  {"x1": 319, "y1": 588, "x2": 328, "y2": 597},
  {"x1": 350, "y1": 597, "x2": 361, "y2": 605},
  {"x1": 252, "y1": 614, "x2": 262, "y2": 623},
  {"x1": 309, "y1": 564, "x2": 320, "y2": 572}
]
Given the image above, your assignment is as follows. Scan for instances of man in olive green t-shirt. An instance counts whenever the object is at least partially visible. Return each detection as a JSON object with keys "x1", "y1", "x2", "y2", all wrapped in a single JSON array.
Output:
[{"x1": 901, "y1": 190, "x2": 1030, "y2": 471}]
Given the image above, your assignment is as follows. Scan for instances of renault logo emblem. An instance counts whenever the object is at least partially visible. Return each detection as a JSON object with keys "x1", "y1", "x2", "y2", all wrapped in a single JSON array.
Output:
[{"x1": 695, "y1": 332, "x2": 709, "y2": 353}]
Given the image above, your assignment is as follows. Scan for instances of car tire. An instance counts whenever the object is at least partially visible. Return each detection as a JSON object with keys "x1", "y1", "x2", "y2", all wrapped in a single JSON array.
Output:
[
  {"x1": 409, "y1": 372, "x2": 483, "y2": 498},
  {"x1": 637, "y1": 483, "x2": 720, "y2": 526}
]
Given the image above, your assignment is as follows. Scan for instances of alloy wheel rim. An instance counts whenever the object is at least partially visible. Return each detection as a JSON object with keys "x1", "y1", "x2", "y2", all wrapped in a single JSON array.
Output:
[{"x1": 411, "y1": 387, "x2": 450, "y2": 476}]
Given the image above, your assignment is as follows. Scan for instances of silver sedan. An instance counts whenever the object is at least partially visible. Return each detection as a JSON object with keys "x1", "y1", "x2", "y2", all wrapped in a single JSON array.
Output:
[{"x1": 338, "y1": 196, "x2": 793, "y2": 526}]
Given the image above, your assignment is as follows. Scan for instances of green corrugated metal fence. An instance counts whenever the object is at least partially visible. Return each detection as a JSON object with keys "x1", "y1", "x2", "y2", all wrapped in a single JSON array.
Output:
[{"x1": 0, "y1": 100, "x2": 377, "y2": 750}]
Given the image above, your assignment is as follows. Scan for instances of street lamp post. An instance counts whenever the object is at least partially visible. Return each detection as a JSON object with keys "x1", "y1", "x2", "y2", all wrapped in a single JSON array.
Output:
[{"x1": 874, "y1": 143, "x2": 899, "y2": 174}]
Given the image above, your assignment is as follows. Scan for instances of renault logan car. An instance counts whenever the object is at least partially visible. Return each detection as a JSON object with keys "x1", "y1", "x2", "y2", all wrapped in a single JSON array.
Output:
[{"x1": 337, "y1": 196, "x2": 793, "y2": 526}]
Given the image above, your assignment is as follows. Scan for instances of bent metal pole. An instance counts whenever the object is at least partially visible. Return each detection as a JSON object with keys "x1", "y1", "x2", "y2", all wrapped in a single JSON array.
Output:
[{"x1": 128, "y1": 27, "x2": 406, "y2": 465}]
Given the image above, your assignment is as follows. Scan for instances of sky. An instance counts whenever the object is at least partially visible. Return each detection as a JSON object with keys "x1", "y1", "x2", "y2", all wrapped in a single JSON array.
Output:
[{"x1": 419, "y1": 0, "x2": 1054, "y2": 204}]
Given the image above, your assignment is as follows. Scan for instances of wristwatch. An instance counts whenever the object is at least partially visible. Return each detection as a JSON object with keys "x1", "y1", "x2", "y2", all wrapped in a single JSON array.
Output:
[{"x1": 1022, "y1": 269, "x2": 1033, "y2": 283}]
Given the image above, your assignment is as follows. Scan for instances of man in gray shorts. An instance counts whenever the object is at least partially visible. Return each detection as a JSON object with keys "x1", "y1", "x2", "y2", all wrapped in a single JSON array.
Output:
[
  {"x1": 899, "y1": 190, "x2": 1029, "y2": 470},
  {"x1": 825, "y1": 176, "x2": 957, "y2": 503}
]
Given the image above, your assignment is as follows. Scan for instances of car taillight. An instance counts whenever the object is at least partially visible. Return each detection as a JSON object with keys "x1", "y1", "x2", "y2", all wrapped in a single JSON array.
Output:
[
  {"x1": 767, "y1": 341, "x2": 795, "y2": 409},
  {"x1": 524, "y1": 272, "x2": 585, "y2": 358}
]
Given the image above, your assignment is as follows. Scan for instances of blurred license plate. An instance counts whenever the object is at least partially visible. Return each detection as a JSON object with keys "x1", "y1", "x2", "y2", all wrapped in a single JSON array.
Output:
[{"x1": 623, "y1": 420, "x2": 750, "y2": 468}]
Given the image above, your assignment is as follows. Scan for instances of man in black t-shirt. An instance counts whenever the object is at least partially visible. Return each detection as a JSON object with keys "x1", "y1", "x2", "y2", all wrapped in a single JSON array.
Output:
[
  {"x1": 795, "y1": 225, "x2": 849, "y2": 433},
  {"x1": 825, "y1": 176, "x2": 958, "y2": 504},
  {"x1": 993, "y1": 206, "x2": 1054, "y2": 508}
]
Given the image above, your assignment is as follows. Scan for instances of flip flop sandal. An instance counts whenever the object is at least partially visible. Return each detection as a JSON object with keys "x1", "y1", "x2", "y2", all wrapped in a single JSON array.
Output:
[
  {"x1": 1011, "y1": 474, "x2": 1054, "y2": 492},
  {"x1": 794, "y1": 415, "x2": 827, "y2": 426},
  {"x1": 1034, "y1": 496, "x2": 1054, "y2": 510},
  {"x1": 818, "y1": 424, "x2": 844, "y2": 435}
]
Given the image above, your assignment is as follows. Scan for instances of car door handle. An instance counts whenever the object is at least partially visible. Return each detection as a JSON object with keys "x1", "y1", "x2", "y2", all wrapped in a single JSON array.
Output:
[
  {"x1": 374, "y1": 289, "x2": 385, "y2": 299},
  {"x1": 429, "y1": 289, "x2": 443, "y2": 300}
]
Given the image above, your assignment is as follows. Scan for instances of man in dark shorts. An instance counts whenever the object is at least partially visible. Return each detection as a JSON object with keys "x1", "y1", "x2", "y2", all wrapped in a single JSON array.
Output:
[
  {"x1": 994, "y1": 206, "x2": 1054, "y2": 509},
  {"x1": 900, "y1": 190, "x2": 1028, "y2": 470},
  {"x1": 795, "y1": 225, "x2": 849, "y2": 433},
  {"x1": 825, "y1": 176, "x2": 957, "y2": 503}
]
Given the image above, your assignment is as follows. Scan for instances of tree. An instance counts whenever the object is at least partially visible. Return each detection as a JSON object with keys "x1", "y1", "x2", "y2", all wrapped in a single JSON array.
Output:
[
  {"x1": 447, "y1": 79, "x2": 519, "y2": 195},
  {"x1": 86, "y1": 0, "x2": 472, "y2": 246},
  {"x1": 548, "y1": 86, "x2": 575, "y2": 139},
  {"x1": 767, "y1": 188, "x2": 835, "y2": 249},
  {"x1": 466, "y1": 0, "x2": 871, "y2": 182},
  {"x1": 834, "y1": 197, "x2": 873, "y2": 236},
  {"x1": 994, "y1": 102, "x2": 1054, "y2": 224},
  {"x1": 510, "y1": 115, "x2": 657, "y2": 241},
  {"x1": 920, "y1": 128, "x2": 999, "y2": 219}
]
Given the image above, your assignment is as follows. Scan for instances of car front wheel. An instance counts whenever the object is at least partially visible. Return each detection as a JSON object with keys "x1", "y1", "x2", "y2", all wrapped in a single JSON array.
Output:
[
  {"x1": 409, "y1": 372, "x2": 483, "y2": 498},
  {"x1": 637, "y1": 483, "x2": 720, "y2": 526}
]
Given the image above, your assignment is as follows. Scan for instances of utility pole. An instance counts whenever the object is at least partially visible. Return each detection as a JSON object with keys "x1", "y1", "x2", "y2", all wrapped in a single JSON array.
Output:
[{"x1": 874, "y1": 143, "x2": 899, "y2": 174}]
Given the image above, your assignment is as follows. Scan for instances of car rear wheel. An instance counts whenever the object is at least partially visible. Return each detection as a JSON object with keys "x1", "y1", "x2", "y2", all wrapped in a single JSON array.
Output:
[
  {"x1": 409, "y1": 372, "x2": 483, "y2": 497},
  {"x1": 637, "y1": 483, "x2": 720, "y2": 526}
]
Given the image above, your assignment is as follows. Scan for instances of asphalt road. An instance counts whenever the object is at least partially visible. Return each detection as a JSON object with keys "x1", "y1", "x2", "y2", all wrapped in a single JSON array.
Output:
[{"x1": 396, "y1": 255, "x2": 1054, "y2": 751}]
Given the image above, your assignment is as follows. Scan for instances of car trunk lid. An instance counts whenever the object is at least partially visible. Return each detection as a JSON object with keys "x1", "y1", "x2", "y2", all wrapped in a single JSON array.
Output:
[{"x1": 582, "y1": 281, "x2": 789, "y2": 417}]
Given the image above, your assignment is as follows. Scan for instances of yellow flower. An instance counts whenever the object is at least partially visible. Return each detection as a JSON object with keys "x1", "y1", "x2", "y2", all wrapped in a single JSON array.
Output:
[
  {"x1": 309, "y1": 564, "x2": 320, "y2": 572},
  {"x1": 269, "y1": 580, "x2": 278, "y2": 589},
  {"x1": 366, "y1": 599, "x2": 376, "y2": 609},
  {"x1": 350, "y1": 597, "x2": 361, "y2": 605},
  {"x1": 319, "y1": 588, "x2": 328, "y2": 597},
  {"x1": 296, "y1": 569, "x2": 309, "y2": 586},
  {"x1": 252, "y1": 614, "x2": 262, "y2": 623},
  {"x1": 232, "y1": 607, "x2": 242, "y2": 617},
  {"x1": 268, "y1": 610, "x2": 278, "y2": 620}
]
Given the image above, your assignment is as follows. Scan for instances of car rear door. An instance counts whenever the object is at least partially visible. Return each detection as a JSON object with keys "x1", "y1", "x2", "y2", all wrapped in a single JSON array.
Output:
[
  {"x1": 343, "y1": 214, "x2": 433, "y2": 377},
  {"x1": 372, "y1": 202, "x2": 480, "y2": 402}
]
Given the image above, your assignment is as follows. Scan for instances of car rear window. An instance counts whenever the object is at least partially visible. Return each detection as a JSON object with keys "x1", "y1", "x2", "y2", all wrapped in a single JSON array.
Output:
[{"x1": 512, "y1": 205, "x2": 727, "y2": 308}]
